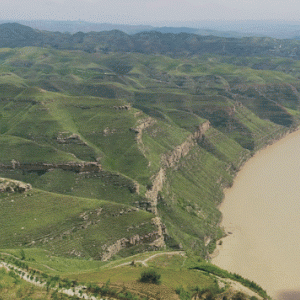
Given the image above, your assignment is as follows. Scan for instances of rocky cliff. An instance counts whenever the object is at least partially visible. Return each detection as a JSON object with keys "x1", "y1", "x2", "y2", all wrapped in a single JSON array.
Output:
[
  {"x1": 131, "y1": 117, "x2": 157, "y2": 155},
  {"x1": 162, "y1": 121, "x2": 210, "y2": 168},
  {"x1": 145, "y1": 121, "x2": 210, "y2": 214},
  {"x1": 100, "y1": 217, "x2": 166, "y2": 261}
]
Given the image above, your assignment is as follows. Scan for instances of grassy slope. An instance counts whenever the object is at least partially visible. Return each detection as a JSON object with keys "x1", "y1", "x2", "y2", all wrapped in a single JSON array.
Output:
[
  {"x1": 0, "y1": 48, "x2": 299, "y2": 281},
  {"x1": 0, "y1": 268, "x2": 54, "y2": 300},
  {"x1": 0, "y1": 187, "x2": 156, "y2": 259},
  {"x1": 0, "y1": 250, "x2": 269, "y2": 299}
]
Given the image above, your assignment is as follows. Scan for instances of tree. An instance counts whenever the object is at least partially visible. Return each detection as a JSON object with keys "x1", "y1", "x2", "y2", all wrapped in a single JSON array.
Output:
[{"x1": 139, "y1": 269, "x2": 161, "y2": 284}]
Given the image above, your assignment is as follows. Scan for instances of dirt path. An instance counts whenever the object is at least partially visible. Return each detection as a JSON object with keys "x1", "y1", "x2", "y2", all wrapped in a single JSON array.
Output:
[
  {"x1": 112, "y1": 251, "x2": 185, "y2": 268},
  {"x1": 216, "y1": 276, "x2": 263, "y2": 300}
]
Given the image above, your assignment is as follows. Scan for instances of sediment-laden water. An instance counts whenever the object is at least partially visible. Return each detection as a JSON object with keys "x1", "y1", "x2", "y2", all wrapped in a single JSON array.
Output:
[{"x1": 212, "y1": 130, "x2": 300, "y2": 300}]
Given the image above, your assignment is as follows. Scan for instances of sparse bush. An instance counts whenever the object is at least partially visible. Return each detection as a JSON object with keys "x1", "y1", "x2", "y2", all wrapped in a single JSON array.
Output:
[
  {"x1": 232, "y1": 292, "x2": 247, "y2": 300},
  {"x1": 139, "y1": 269, "x2": 161, "y2": 284}
]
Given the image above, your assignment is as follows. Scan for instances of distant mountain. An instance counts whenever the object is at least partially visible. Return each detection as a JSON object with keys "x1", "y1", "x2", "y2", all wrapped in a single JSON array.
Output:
[
  {"x1": 0, "y1": 20, "x2": 153, "y2": 34},
  {"x1": 0, "y1": 20, "x2": 245, "y2": 37},
  {"x1": 3, "y1": 19, "x2": 300, "y2": 39},
  {"x1": 1, "y1": 22, "x2": 300, "y2": 59},
  {"x1": 149, "y1": 26, "x2": 248, "y2": 38},
  {"x1": 0, "y1": 22, "x2": 41, "y2": 47},
  {"x1": 153, "y1": 20, "x2": 300, "y2": 39}
]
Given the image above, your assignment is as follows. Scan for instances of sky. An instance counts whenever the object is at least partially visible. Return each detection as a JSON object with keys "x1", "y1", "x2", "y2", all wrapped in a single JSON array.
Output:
[{"x1": 1, "y1": 0, "x2": 300, "y2": 25}]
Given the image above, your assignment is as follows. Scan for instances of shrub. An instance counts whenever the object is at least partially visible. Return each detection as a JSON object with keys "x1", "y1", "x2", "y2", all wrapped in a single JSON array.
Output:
[
  {"x1": 139, "y1": 269, "x2": 161, "y2": 284},
  {"x1": 232, "y1": 292, "x2": 247, "y2": 300},
  {"x1": 20, "y1": 249, "x2": 26, "y2": 261}
]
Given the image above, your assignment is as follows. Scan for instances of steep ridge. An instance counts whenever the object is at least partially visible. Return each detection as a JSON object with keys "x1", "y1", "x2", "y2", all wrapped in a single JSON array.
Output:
[{"x1": 144, "y1": 121, "x2": 211, "y2": 214}]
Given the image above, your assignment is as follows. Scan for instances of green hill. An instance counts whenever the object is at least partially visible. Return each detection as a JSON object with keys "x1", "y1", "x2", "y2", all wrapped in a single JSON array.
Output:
[{"x1": 1, "y1": 38, "x2": 300, "y2": 298}]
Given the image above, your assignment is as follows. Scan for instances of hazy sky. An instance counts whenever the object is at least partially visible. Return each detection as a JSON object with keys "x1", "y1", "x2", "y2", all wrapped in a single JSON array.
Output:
[{"x1": 1, "y1": 0, "x2": 300, "y2": 25}]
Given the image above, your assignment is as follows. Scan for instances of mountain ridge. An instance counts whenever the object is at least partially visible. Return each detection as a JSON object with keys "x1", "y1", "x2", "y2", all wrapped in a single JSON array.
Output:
[{"x1": 1, "y1": 22, "x2": 300, "y2": 59}]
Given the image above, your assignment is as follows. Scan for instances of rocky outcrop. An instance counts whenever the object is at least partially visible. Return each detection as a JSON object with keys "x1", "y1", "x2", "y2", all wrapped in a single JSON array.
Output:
[
  {"x1": 149, "y1": 217, "x2": 167, "y2": 248},
  {"x1": 144, "y1": 121, "x2": 210, "y2": 214},
  {"x1": 161, "y1": 121, "x2": 210, "y2": 168},
  {"x1": 0, "y1": 178, "x2": 32, "y2": 193},
  {"x1": 103, "y1": 127, "x2": 116, "y2": 136},
  {"x1": 131, "y1": 117, "x2": 156, "y2": 147},
  {"x1": 100, "y1": 217, "x2": 166, "y2": 261},
  {"x1": 137, "y1": 122, "x2": 211, "y2": 252},
  {"x1": 113, "y1": 105, "x2": 131, "y2": 110},
  {"x1": 145, "y1": 168, "x2": 165, "y2": 214},
  {"x1": 56, "y1": 133, "x2": 87, "y2": 145},
  {"x1": 0, "y1": 161, "x2": 102, "y2": 173}
]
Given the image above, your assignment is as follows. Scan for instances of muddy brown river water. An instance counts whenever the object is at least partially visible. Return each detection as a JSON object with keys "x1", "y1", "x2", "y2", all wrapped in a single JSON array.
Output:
[{"x1": 211, "y1": 130, "x2": 300, "y2": 300}]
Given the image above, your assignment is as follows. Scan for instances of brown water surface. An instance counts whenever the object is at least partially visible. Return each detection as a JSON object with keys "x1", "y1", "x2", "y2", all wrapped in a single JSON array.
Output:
[{"x1": 212, "y1": 130, "x2": 300, "y2": 300}]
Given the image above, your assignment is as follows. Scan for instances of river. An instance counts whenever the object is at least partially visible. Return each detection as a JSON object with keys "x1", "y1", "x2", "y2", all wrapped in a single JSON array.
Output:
[{"x1": 211, "y1": 130, "x2": 300, "y2": 300}]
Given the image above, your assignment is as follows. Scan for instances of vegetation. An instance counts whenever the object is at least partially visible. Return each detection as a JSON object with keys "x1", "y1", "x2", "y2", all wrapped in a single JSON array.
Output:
[
  {"x1": 1, "y1": 23, "x2": 300, "y2": 299},
  {"x1": 0, "y1": 267, "x2": 76, "y2": 299},
  {"x1": 139, "y1": 269, "x2": 161, "y2": 284},
  {"x1": 192, "y1": 263, "x2": 268, "y2": 299}
]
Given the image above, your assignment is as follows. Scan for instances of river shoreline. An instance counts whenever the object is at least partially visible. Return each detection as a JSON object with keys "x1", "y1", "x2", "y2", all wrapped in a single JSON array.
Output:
[{"x1": 211, "y1": 128, "x2": 300, "y2": 300}]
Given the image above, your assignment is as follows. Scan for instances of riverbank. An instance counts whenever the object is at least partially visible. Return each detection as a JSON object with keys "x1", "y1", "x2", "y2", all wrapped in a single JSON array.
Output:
[{"x1": 211, "y1": 129, "x2": 300, "y2": 300}]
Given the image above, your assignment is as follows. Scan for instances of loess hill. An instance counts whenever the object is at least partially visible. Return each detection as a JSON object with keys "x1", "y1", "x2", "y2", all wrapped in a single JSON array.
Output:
[{"x1": 0, "y1": 23, "x2": 300, "y2": 299}]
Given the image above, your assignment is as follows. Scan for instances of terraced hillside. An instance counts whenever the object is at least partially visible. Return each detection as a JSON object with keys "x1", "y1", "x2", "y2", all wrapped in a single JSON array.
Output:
[
  {"x1": 0, "y1": 26, "x2": 300, "y2": 298},
  {"x1": 0, "y1": 46, "x2": 299, "y2": 260}
]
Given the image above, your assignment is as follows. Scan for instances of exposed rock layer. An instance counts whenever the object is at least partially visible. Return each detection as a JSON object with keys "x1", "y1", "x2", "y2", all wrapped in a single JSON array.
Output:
[
  {"x1": 145, "y1": 121, "x2": 210, "y2": 213},
  {"x1": 100, "y1": 217, "x2": 166, "y2": 261},
  {"x1": 0, "y1": 161, "x2": 102, "y2": 173}
]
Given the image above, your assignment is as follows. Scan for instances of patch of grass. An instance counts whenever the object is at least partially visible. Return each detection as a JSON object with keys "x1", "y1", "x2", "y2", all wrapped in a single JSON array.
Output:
[{"x1": 0, "y1": 187, "x2": 156, "y2": 259}]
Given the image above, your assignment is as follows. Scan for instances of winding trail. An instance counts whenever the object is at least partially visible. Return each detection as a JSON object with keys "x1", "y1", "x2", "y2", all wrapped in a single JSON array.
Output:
[{"x1": 112, "y1": 251, "x2": 186, "y2": 268}]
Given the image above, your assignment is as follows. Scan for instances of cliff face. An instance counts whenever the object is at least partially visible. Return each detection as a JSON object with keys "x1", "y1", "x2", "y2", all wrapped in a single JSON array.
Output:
[
  {"x1": 100, "y1": 217, "x2": 166, "y2": 261},
  {"x1": 131, "y1": 117, "x2": 157, "y2": 155},
  {"x1": 139, "y1": 122, "x2": 212, "y2": 250},
  {"x1": 145, "y1": 121, "x2": 210, "y2": 214},
  {"x1": 145, "y1": 168, "x2": 166, "y2": 214},
  {"x1": 162, "y1": 121, "x2": 210, "y2": 168}
]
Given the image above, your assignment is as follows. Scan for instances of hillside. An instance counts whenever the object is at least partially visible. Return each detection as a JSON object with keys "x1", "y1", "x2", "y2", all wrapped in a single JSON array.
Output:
[{"x1": 0, "y1": 23, "x2": 300, "y2": 299}]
